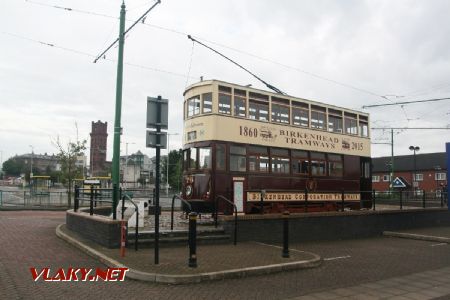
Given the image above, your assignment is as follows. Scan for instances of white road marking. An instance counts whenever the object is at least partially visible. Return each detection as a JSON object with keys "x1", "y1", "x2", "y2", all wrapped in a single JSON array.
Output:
[
  {"x1": 253, "y1": 241, "x2": 308, "y2": 254},
  {"x1": 323, "y1": 255, "x2": 351, "y2": 261}
]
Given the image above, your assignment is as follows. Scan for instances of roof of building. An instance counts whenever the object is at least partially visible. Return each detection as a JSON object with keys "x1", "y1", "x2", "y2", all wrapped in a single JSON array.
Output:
[{"x1": 372, "y1": 152, "x2": 447, "y2": 173}]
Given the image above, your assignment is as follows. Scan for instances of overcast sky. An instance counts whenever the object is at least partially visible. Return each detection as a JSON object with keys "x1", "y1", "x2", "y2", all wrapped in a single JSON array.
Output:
[{"x1": 1, "y1": 0, "x2": 449, "y2": 164}]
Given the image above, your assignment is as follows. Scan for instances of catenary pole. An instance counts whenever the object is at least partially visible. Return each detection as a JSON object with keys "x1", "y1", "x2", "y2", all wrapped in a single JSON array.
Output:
[{"x1": 112, "y1": 2, "x2": 126, "y2": 219}]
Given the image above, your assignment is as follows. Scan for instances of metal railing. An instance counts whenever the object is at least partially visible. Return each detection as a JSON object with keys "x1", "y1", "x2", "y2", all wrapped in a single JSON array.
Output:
[
  {"x1": 170, "y1": 194, "x2": 192, "y2": 231},
  {"x1": 122, "y1": 193, "x2": 139, "y2": 251},
  {"x1": 214, "y1": 195, "x2": 238, "y2": 245}
]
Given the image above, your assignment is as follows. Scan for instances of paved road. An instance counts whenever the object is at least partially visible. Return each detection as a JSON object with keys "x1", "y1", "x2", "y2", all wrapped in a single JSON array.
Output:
[{"x1": 1, "y1": 211, "x2": 450, "y2": 299}]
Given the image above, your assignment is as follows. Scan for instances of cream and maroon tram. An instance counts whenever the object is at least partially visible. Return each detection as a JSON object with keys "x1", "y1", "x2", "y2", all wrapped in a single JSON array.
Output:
[{"x1": 182, "y1": 80, "x2": 371, "y2": 214}]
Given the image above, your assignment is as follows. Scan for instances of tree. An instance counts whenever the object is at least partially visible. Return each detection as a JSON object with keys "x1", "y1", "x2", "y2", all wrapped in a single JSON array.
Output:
[
  {"x1": 162, "y1": 149, "x2": 183, "y2": 191},
  {"x1": 2, "y1": 157, "x2": 25, "y2": 176},
  {"x1": 53, "y1": 136, "x2": 86, "y2": 207}
]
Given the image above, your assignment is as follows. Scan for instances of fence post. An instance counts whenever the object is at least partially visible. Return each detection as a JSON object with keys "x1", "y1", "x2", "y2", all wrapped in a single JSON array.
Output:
[
  {"x1": 74, "y1": 185, "x2": 79, "y2": 212},
  {"x1": 0, "y1": 190, "x2": 2, "y2": 206},
  {"x1": 188, "y1": 212, "x2": 198, "y2": 268},
  {"x1": 441, "y1": 189, "x2": 444, "y2": 207},
  {"x1": 90, "y1": 185, "x2": 94, "y2": 215},
  {"x1": 372, "y1": 190, "x2": 376, "y2": 211},
  {"x1": 305, "y1": 188, "x2": 308, "y2": 213},
  {"x1": 282, "y1": 211, "x2": 290, "y2": 258},
  {"x1": 260, "y1": 190, "x2": 265, "y2": 214},
  {"x1": 341, "y1": 189, "x2": 345, "y2": 212},
  {"x1": 399, "y1": 190, "x2": 403, "y2": 210},
  {"x1": 120, "y1": 220, "x2": 127, "y2": 257},
  {"x1": 422, "y1": 189, "x2": 426, "y2": 209}
]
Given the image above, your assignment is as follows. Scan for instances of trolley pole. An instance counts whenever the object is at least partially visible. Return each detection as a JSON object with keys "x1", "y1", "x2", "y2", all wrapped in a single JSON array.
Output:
[{"x1": 111, "y1": 2, "x2": 126, "y2": 220}]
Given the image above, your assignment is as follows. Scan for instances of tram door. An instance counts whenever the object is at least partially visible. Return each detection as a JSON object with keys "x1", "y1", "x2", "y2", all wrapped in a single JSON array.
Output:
[{"x1": 233, "y1": 178, "x2": 244, "y2": 213}]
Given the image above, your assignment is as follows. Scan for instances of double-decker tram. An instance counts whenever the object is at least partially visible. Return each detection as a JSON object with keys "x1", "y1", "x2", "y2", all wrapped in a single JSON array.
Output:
[{"x1": 182, "y1": 80, "x2": 371, "y2": 214}]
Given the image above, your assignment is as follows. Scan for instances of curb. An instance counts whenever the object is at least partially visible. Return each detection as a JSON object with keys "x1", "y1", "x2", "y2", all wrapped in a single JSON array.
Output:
[
  {"x1": 383, "y1": 231, "x2": 450, "y2": 243},
  {"x1": 56, "y1": 224, "x2": 322, "y2": 284}
]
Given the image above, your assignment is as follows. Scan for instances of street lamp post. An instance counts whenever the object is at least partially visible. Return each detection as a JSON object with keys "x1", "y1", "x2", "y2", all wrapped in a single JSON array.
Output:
[
  {"x1": 166, "y1": 133, "x2": 179, "y2": 195},
  {"x1": 409, "y1": 146, "x2": 420, "y2": 195}
]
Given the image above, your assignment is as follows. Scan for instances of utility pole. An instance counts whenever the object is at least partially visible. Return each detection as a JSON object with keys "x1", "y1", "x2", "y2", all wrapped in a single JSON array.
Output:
[{"x1": 111, "y1": 2, "x2": 126, "y2": 219}]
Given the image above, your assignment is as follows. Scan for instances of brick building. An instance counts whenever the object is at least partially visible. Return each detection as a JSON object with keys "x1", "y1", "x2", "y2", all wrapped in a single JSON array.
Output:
[
  {"x1": 372, "y1": 152, "x2": 447, "y2": 193},
  {"x1": 90, "y1": 120, "x2": 108, "y2": 176}
]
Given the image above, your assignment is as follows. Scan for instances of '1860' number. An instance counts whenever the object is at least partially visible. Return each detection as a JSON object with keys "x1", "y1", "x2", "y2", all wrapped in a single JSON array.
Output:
[{"x1": 239, "y1": 126, "x2": 258, "y2": 137}]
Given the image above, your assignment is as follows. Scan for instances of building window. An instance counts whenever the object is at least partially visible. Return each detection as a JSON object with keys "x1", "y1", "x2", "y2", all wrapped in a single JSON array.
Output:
[
  {"x1": 328, "y1": 154, "x2": 343, "y2": 177},
  {"x1": 344, "y1": 113, "x2": 358, "y2": 135},
  {"x1": 382, "y1": 175, "x2": 390, "y2": 182},
  {"x1": 328, "y1": 109, "x2": 343, "y2": 133},
  {"x1": 229, "y1": 145, "x2": 246, "y2": 172},
  {"x1": 187, "y1": 96, "x2": 200, "y2": 117},
  {"x1": 202, "y1": 93, "x2": 212, "y2": 113},
  {"x1": 372, "y1": 175, "x2": 380, "y2": 182},
  {"x1": 215, "y1": 144, "x2": 226, "y2": 171},
  {"x1": 234, "y1": 89, "x2": 246, "y2": 117},
  {"x1": 218, "y1": 86, "x2": 232, "y2": 114},
  {"x1": 414, "y1": 173, "x2": 423, "y2": 181},
  {"x1": 198, "y1": 147, "x2": 211, "y2": 169},
  {"x1": 310, "y1": 152, "x2": 326, "y2": 176},
  {"x1": 311, "y1": 106, "x2": 326, "y2": 130},
  {"x1": 248, "y1": 146, "x2": 269, "y2": 173},
  {"x1": 292, "y1": 150, "x2": 309, "y2": 175},
  {"x1": 436, "y1": 172, "x2": 446, "y2": 180}
]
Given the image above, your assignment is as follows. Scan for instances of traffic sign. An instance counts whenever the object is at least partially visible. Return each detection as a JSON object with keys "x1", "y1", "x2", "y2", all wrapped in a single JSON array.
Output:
[
  {"x1": 146, "y1": 131, "x2": 167, "y2": 149},
  {"x1": 392, "y1": 177, "x2": 407, "y2": 188},
  {"x1": 146, "y1": 96, "x2": 168, "y2": 129}
]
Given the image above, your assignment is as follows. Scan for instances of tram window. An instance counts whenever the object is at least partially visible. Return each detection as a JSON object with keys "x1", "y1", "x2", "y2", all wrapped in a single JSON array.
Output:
[
  {"x1": 328, "y1": 109, "x2": 343, "y2": 133},
  {"x1": 199, "y1": 147, "x2": 211, "y2": 169},
  {"x1": 311, "y1": 106, "x2": 326, "y2": 130},
  {"x1": 189, "y1": 148, "x2": 198, "y2": 170},
  {"x1": 249, "y1": 100, "x2": 269, "y2": 121},
  {"x1": 234, "y1": 90, "x2": 246, "y2": 117},
  {"x1": 292, "y1": 150, "x2": 309, "y2": 174},
  {"x1": 248, "y1": 146, "x2": 269, "y2": 172},
  {"x1": 230, "y1": 145, "x2": 246, "y2": 172},
  {"x1": 359, "y1": 120, "x2": 368, "y2": 137},
  {"x1": 271, "y1": 148, "x2": 290, "y2": 174},
  {"x1": 187, "y1": 96, "x2": 200, "y2": 117},
  {"x1": 344, "y1": 113, "x2": 358, "y2": 135},
  {"x1": 216, "y1": 144, "x2": 226, "y2": 171},
  {"x1": 328, "y1": 154, "x2": 343, "y2": 177},
  {"x1": 292, "y1": 107, "x2": 309, "y2": 127},
  {"x1": 219, "y1": 86, "x2": 232, "y2": 115},
  {"x1": 310, "y1": 152, "x2": 326, "y2": 176},
  {"x1": 202, "y1": 93, "x2": 212, "y2": 113},
  {"x1": 271, "y1": 103, "x2": 290, "y2": 124}
]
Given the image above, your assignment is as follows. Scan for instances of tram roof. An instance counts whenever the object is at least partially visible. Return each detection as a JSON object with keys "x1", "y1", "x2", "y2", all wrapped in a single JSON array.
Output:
[{"x1": 184, "y1": 79, "x2": 369, "y2": 117}]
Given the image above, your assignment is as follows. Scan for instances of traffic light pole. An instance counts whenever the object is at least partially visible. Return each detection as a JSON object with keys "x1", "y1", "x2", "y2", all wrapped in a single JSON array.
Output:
[{"x1": 112, "y1": 2, "x2": 126, "y2": 219}]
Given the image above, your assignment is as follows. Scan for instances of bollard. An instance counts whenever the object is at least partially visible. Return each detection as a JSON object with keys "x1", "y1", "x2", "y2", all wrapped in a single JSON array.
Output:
[
  {"x1": 120, "y1": 220, "x2": 127, "y2": 257},
  {"x1": 399, "y1": 190, "x2": 403, "y2": 210},
  {"x1": 74, "y1": 185, "x2": 79, "y2": 212},
  {"x1": 282, "y1": 211, "x2": 290, "y2": 258},
  {"x1": 372, "y1": 190, "x2": 376, "y2": 211},
  {"x1": 89, "y1": 185, "x2": 94, "y2": 215},
  {"x1": 188, "y1": 212, "x2": 198, "y2": 268},
  {"x1": 341, "y1": 189, "x2": 345, "y2": 212}
]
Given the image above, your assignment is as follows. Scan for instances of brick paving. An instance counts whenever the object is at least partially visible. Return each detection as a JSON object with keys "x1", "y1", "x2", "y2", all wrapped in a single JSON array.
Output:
[{"x1": 2, "y1": 210, "x2": 450, "y2": 300}]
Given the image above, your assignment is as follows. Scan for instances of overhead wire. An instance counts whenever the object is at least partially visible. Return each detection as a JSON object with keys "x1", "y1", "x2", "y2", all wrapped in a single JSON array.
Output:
[{"x1": 1, "y1": 31, "x2": 198, "y2": 79}]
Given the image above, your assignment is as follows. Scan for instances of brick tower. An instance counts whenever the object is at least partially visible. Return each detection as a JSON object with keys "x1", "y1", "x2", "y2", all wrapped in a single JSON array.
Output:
[{"x1": 90, "y1": 121, "x2": 108, "y2": 176}]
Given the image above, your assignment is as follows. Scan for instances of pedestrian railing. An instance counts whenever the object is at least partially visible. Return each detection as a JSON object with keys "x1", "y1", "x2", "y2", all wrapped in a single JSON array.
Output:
[
  {"x1": 170, "y1": 194, "x2": 192, "y2": 231},
  {"x1": 214, "y1": 195, "x2": 238, "y2": 245}
]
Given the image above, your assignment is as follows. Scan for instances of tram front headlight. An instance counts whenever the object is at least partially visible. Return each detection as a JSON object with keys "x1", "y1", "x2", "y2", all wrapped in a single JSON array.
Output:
[{"x1": 185, "y1": 185, "x2": 193, "y2": 197}]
